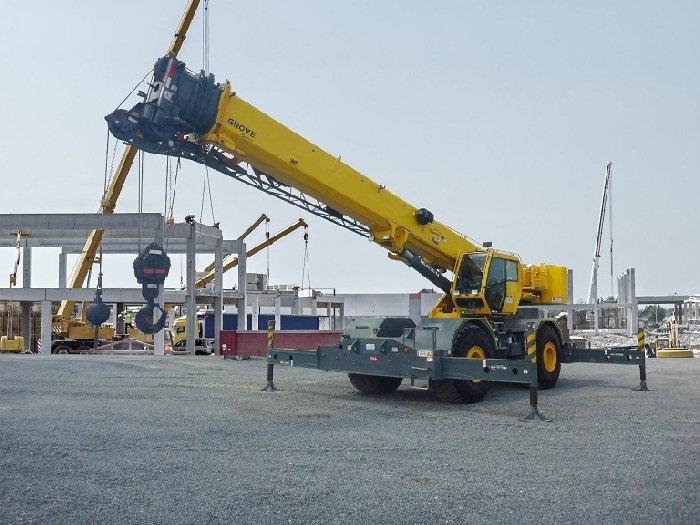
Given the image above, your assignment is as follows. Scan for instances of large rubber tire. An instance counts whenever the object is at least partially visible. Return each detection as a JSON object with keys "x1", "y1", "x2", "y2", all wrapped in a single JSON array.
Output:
[
  {"x1": 76, "y1": 345, "x2": 92, "y2": 353},
  {"x1": 433, "y1": 324, "x2": 493, "y2": 404},
  {"x1": 536, "y1": 324, "x2": 561, "y2": 389},
  {"x1": 54, "y1": 345, "x2": 71, "y2": 355},
  {"x1": 348, "y1": 374, "x2": 403, "y2": 395}
]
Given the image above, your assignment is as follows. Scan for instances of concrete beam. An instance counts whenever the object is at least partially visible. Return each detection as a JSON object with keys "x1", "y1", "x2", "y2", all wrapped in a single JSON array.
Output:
[{"x1": 0, "y1": 288, "x2": 243, "y2": 304}]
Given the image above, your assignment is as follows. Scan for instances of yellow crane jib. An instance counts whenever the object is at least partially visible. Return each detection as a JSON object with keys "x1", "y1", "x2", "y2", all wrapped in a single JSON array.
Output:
[
  {"x1": 194, "y1": 219, "x2": 308, "y2": 290},
  {"x1": 203, "y1": 213, "x2": 269, "y2": 274}
]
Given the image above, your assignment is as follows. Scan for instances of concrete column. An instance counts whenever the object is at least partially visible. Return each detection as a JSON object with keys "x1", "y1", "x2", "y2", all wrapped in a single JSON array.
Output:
[
  {"x1": 185, "y1": 221, "x2": 197, "y2": 355},
  {"x1": 22, "y1": 247, "x2": 32, "y2": 351},
  {"x1": 251, "y1": 294, "x2": 259, "y2": 332},
  {"x1": 629, "y1": 269, "x2": 638, "y2": 337},
  {"x1": 237, "y1": 247, "x2": 247, "y2": 331},
  {"x1": 40, "y1": 300, "x2": 51, "y2": 356},
  {"x1": 59, "y1": 251, "x2": 68, "y2": 288},
  {"x1": 153, "y1": 224, "x2": 165, "y2": 356},
  {"x1": 214, "y1": 237, "x2": 223, "y2": 356},
  {"x1": 274, "y1": 295, "x2": 281, "y2": 331}
]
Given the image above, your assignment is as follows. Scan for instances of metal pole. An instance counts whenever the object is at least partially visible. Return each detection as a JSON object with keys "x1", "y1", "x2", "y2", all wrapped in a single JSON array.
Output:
[
  {"x1": 633, "y1": 329, "x2": 651, "y2": 391},
  {"x1": 521, "y1": 327, "x2": 551, "y2": 422},
  {"x1": 262, "y1": 319, "x2": 279, "y2": 391}
]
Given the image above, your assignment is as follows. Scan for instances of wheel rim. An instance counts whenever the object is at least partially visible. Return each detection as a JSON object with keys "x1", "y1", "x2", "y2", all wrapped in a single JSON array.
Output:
[
  {"x1": 466, "y1": 346, "x2": 485, "y2": 382},
  {"x1": 543, "y1": 342, "x2": 557, "y2": 372}
]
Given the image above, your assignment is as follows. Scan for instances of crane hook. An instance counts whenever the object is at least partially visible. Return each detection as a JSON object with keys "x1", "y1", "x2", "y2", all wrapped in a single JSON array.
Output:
[{"x1": 132, "y1": 242, "x2": 171, "y2": 334}]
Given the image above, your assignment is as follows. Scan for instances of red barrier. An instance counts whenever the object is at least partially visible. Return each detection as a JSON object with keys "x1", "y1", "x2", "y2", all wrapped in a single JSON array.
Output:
[{"x1": 220, "y1": 330, "x2": 342, "y2": 357}]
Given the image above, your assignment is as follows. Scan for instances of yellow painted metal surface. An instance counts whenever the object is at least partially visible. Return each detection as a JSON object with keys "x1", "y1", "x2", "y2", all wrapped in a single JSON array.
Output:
[
  {"x1": 197, "y1": 89, "x2": 568, "y2": 313},
  {"x1": 656, "y1": 349, "x2": 694, "y2": 358},
  {"x1": 0, "y1": 336, "x2": 24, "y2": 352},
  {"x1": 202, "y1": 94, "x2": 477, "y2": 273}
]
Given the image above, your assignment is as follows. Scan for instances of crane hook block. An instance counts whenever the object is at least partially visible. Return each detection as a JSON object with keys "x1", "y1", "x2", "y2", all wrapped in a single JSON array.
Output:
[
  {"x1": 133, "y1": 242, "x2": 171, "y2": 334},
  {"x1": 135, "y1": 303, "x2": 168, "y2": 334},
  {"x1": 133, "y1": 242, "x2": 171, "y2": 288}
]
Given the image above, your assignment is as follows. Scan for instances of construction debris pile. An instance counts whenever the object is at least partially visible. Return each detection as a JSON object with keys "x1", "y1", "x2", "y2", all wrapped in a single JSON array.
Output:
[{"x1": 578, "y1": 330, "x2": 700, "y2": 358}]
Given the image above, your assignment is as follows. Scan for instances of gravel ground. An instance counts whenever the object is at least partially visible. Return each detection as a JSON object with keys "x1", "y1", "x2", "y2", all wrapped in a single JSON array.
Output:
[{"x1": 1, "y1": 353, "x2": 699, "y2": 525}]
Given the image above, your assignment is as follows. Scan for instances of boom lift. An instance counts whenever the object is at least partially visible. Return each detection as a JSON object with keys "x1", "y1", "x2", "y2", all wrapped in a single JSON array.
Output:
[
  {"x1": 107, "y1": 54, "x2": 571, "y2": 403},
  {"x1": 587, "y1": 162, "x2": 611, "y2": 331}
]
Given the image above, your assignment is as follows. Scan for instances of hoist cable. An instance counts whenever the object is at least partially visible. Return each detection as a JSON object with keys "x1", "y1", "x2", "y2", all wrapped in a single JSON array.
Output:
[
  {"x1": 137, "y1": 150, "x2": 144, "y2": 254},
  {"x1": 102, "y1": 128, "x2": 111, "y2": 202},
  {"x1": 112, "y1": 68, "x2": 154, "y2": 113},
  {"x1": 266, "y1": 219, "x2": 270, "y2": 285},
  {"x1": 301, "y1": 229, "x2": 310, "y2": 290},
  {"x1": 167, "y1": 158, "x2": 181, "y2": 222},
  {"x1": 205, "y1": 165, "x2": 215, "y2": 225},
  {"x1": 199, "y1": 178, "x2": 206, "y2": 224}
]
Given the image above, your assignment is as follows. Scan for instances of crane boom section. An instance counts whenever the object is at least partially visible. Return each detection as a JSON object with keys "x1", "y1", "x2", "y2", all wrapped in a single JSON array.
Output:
[{"x1": 206, "y1": 93, "x2": 479, "y2": 272}]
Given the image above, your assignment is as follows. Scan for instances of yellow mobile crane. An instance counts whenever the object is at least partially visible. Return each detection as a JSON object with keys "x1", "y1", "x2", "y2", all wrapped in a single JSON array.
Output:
[{"x1": 107, "y1": 54, "x2": 571, "y2": 403}]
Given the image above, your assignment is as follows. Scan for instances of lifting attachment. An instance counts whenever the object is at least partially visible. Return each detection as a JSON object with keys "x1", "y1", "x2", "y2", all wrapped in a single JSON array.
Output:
[{"x1": 133, "y1": 242, "x2": 171, "y2": 334}]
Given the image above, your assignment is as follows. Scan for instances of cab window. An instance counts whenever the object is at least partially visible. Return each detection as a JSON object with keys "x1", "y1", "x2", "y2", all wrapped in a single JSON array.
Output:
[{"x1": 485, "y1": 257, "x2": 506, "y2": 312}]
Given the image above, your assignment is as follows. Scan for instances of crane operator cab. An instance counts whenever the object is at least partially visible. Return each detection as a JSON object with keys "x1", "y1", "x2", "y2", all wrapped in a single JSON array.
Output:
[{"x1": 452, "y1": 250, "x2": 522, "y2": 316}]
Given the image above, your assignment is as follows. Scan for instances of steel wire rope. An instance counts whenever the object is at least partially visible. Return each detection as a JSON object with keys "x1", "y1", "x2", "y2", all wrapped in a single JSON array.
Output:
[
  {"x1": 112, "y1": 68, "x2": 154, "y2": 113},
  {"x1": 137, "y1": 150, "x2": 145, "y2": 254},
  {"x1": 301, "y1": 228, "x2": 310, "y2": 291},
  {"x1": 163, "y1": 156, "x2": 171, "y2": 250},
  {"x1": 163, "y1": 156, "x2": 180, "y2": 251},
  {"x1": 266, "y1": 219, "x2": 270, "y2": 286},
  {"x1": 166, "y1": 158, "x2": 181, "y2": 227},
  {"x1": 198, "y1": 165, "x2": 217, "y2": 229}
]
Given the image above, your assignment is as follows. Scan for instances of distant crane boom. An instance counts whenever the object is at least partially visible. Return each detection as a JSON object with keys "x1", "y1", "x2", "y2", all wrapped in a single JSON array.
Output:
[
  {"x1": 203, "y1": 213, "x2": 269, "y2": 273},
  {"x1": 195, "y1": 219, "x2": 307, "y2": 289},
  {"x1": 587, "y1": 162, "x2": 611, "y2": 305}
]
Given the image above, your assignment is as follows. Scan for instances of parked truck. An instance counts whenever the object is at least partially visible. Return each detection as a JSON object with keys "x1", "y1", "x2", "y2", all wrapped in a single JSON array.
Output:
[{"x1": 106, "y1": 52, "x2": 607, "y2": 403}]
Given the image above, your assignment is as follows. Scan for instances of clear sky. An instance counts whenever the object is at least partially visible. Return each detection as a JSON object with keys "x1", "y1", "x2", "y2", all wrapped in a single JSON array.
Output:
[{"x1": 1, "y1": 1, "x2": 698, "y2": 302}]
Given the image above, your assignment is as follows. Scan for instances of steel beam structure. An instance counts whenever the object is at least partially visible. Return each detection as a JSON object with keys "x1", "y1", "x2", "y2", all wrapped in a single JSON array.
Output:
[{"x1": 0, "y1": 213, "x2": 245, "y2": 356}]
